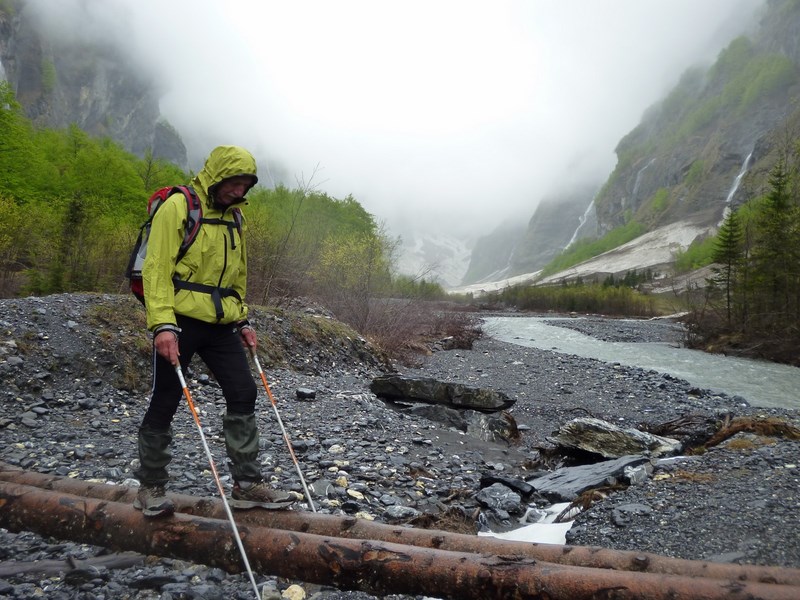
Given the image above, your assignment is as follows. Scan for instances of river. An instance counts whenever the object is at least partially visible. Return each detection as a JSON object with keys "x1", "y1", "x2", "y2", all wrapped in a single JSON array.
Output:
[{"x1": 482, "y1": 316, "x2": 800, "y2": 410}]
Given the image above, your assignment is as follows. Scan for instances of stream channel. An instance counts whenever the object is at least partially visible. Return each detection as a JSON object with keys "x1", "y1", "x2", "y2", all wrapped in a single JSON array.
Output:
[
  {"x1": 479, "y1": 315, "x2": 799, "y2": 546},
  {"x1": 482, "y1": 316, "x2": 800, "y2": 410}
]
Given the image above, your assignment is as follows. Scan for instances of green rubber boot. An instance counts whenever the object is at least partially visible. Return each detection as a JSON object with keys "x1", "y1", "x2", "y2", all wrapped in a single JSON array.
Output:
[
  {"x1": 223, "y1": 412, "x2": 298, "y2": 509},
  {"x1": 222, "y1": 412, "x2": 262, "y2": 483},
  {"x1": 133, "y1": 426, "x2": 175, "y2": 517}
]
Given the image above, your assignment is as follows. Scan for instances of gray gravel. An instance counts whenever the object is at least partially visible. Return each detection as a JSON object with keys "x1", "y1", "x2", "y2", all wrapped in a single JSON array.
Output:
[{"x1": 0, "y1": 295, "x2": 798, "y2": 599}]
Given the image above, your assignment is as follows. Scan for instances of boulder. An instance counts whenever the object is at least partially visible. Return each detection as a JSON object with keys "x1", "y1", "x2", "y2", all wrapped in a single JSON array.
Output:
[
  {"x1": 530, "y1": 455, "x2": 653, "y2": 502},
  {"x1": 405, "y1": 404, "x2": 520, "y2": 444},
  {"x1": 548, "y1": 417, "x2": 681, "y2": 458},
  {"x1": 370, "y1": 375, "x2": 515, "y2": 412}
]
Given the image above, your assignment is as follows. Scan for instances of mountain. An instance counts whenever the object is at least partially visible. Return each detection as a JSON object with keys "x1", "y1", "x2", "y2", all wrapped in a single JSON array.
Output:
[
  {"x1": 467, "y1": 0, "x2": 800, "y2": 287},
  {"x1": 395, "y1": 232, "x2": 474, "y2": 288},
  {"x1": 0, "y1": 1, "x2": 187, "y2": 168},
  {"x1": 464, "y1": 183, "x2": 600, "y2": 286},
  {"x1": 593, "y1": 1, "x2": 799, "y2": 237},
  {"x1": 3, "y1": 0, "x2": 799, "y2": 291}
]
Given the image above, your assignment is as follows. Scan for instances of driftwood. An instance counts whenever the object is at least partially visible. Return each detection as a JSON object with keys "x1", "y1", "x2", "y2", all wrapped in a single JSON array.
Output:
[
  {"x1": 1, "y1": 462, "x2": 799, "y2": 586},
  {"x1": 703, "y1": 416, "x2": 800, "y2": 449},
  {"x1": 1, "y1": 479, "x2": 799, "y2": 600},
  {"x1": 0, "y1": 552, "x2": 144, "y2": 577}
]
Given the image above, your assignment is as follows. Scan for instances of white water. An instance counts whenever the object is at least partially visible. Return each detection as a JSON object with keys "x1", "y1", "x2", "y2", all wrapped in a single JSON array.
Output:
[
  {"x1": 631, "y1": 157, "x2": 656, "y2": 201},
  {"x1": 725, "y1": 150, "x2": 753, "y2": 204},
  {"x1": 564, "y1": 198, "x2": 596, "y2": 249},
  {"x1": 483, "y1": 316, "x2": 800, "y2": 410}
]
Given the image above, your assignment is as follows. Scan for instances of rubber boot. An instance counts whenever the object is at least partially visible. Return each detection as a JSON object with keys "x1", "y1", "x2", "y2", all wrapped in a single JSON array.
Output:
[
  {"x1": 135, "y1": 426, "x2": 173, "y2": 486},
  {"x1": 223, "y1": 412, "x2": 262, "y2": 483},
  {"x1": 224, "y1": 412, "x2": 298, "y2": 509},
  {"x1": 134, "y1": 426, "x2": 175, "y2": 517}
]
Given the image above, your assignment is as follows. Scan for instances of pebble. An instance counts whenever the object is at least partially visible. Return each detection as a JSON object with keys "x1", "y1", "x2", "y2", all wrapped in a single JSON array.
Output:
[{"x1": 0, "y1": 294, "x2": 797, "y2": 599}]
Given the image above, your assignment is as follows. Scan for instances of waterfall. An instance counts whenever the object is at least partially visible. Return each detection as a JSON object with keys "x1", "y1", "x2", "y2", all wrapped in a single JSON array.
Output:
[
  {"x1": 631, "y1": 158, "x2": 656, "y2": 200},
  {"x1": 725, "y1": 151, "x2": 753, "y2": 204},
  {"x1": 564, "y1": 198, "x2": 596, "y2": 249}
]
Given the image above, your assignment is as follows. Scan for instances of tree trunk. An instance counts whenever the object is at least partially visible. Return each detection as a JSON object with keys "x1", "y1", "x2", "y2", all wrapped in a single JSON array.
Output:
[
  {"x1": 1, "y1": 462, "x2": 798, "y2": 588},
  {"x1": 1, "y1": 479, "x2": 799, "y2": 600}
]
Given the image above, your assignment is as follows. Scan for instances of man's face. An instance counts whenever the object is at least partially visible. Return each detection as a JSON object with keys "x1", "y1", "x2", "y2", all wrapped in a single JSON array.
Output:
[{"x1": 215, "y1": 176, "x2": 254, "y2": 206}]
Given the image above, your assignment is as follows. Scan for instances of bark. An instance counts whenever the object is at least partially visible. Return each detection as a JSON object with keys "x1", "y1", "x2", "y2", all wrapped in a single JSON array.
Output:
[
  {"x1": 1, "y1": 462, "x2": 798, "y2": 588},
  {"x1": 1, "y1": 479, "x2": 799, "y2": 600}
]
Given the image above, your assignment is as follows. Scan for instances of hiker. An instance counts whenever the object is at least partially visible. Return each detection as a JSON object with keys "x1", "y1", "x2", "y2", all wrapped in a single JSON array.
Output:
[{"x1": 133, "y1": 145, "x2": 297, "y2": 517}]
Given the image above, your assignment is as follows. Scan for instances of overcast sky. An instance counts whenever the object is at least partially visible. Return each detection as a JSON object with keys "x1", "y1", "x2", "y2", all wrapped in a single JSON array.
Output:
[{"x1": 33, "y1": 0, "x2": 766, "y2": 240}]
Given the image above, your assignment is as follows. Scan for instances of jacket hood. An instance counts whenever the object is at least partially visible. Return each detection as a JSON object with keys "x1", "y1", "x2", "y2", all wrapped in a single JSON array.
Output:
[{"x1": 192, "y1": 145, "x2": 258, "y2": 203}]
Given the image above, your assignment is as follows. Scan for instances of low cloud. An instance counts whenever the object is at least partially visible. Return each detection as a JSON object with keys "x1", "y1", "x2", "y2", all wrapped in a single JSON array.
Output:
[{"x1": 28, "y1": 0, "x2": 766, "y2": 240}]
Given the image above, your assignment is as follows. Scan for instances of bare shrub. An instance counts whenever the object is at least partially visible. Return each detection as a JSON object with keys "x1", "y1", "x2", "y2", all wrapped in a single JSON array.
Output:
[{"x1": 356, "y1": 299, "x2": 482, "y2": 366}]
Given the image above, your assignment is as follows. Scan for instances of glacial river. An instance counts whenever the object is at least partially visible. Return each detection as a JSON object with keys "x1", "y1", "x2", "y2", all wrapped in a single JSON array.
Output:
[{"x1": 483, "y1": 316, "x2": 800, "y2": 410}]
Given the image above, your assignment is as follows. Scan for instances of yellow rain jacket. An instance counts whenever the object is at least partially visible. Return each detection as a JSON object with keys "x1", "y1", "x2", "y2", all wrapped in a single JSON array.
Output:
[{"x1": 142, "y1": 146, "x2": 258, "y2": 331}]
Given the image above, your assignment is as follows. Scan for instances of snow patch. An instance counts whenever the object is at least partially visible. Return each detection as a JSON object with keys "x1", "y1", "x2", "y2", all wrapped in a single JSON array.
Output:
[
  {"x1": 396, "y1": 233, "x2": 473, "y2": 287},
  {"x1": 449, "y1": 220, "x2": 713, "y2": 296}
]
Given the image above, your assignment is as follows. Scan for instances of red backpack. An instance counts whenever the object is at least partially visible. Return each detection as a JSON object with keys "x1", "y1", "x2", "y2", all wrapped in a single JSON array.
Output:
[{"x1": 125, "y1": 186, "x2": 242, "y2": 304}]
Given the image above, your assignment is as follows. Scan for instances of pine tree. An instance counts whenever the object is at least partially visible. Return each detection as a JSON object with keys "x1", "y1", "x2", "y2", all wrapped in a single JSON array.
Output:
[
  {"x1": 711, "y1": 208, "x2": 744, "y2": 325},
  {"x1": 751, "y1": 159, "x2": 798, "y2": 324}
]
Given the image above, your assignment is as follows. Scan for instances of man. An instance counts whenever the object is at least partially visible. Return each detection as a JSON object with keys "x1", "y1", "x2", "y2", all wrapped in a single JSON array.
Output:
[{"x1": 134, "y1": 145, "x2": 296, "y2": 517}]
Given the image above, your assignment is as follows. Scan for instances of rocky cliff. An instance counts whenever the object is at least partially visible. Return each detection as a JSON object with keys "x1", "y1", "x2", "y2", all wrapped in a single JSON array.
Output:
[
  {"x1": 0, "y1": 0, "x2": 187, "y2": 168},
  {"x1": 463, "y1": 185, "x2": 597, "y2": 285},
  {"x1": 3, "y1": 0, "x2": 798, "y2": 289},
  {"x1": 594, "y1": 0, "x2": 800, "y2": 235},
  {"x1": 469, "y1": 0, "x2": 800, "y2": 286}
]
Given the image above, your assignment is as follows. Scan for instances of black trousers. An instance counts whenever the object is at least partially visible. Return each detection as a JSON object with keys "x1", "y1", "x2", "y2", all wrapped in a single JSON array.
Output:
[{"x1": 141, "y1": 315, "x2": 258, "y2": 430}]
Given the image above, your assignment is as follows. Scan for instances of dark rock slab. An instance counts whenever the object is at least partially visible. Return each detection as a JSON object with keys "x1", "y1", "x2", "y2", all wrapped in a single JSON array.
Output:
[
  {"x1": 370, "y1": 375, "x2": 515, "y2": 412},
  {"x1": 530, "y1": 455, "x2": 652, "y2": 502}
]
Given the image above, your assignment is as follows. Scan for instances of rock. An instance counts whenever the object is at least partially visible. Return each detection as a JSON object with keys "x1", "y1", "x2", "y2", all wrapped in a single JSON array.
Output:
[
  {"x1": 480, "y1": 474, "x2": 535, "y2": 497},
  {"x1": 370, "y1": 375, "x2": 515, "y2": 411},
  {"x1": 282, "y1": 583, "x2": 307, "y2": 599},
  {"x1": 383, "y1": 505, "x2": 422, "y2": 520},
  {"x1": 404, "y1": 404, "x2": 520, "y2": 444},
  {"x1": 475, "y1": 483, "x2": 523, "y2": 514},
  {"x1": 548, "y1": 417, "x2": 682, "y2": 458},
  {"x1": 612, "y1": 502, "x2": 653, "y2": 526},
  {"x1": 530, "y1": 455, "x2": 653, "y2": 502},
  {"x1": 296, "y1": 388, "x2": 317, "y2": 400},
  {"x1": 465, "y1": 410, "x2": 520, "y2": 444}
]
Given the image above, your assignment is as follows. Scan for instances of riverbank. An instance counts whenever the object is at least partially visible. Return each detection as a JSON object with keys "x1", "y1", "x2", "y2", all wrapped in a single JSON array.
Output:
[
  {"x1": 0, "y1": 295, "x2": 798, "y2": 599},
  {"x1": 482, "y1": 314, "x2": 800, "y2": 408}
]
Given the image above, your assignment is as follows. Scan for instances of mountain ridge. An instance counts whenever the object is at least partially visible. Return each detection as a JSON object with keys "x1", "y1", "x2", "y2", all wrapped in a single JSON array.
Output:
[
  {"x1": 462, "y1": 0, "x2": 800, "y2": 289},
  {"x1": 2, "y1": 1, "x2": 798, "y2": 291}
]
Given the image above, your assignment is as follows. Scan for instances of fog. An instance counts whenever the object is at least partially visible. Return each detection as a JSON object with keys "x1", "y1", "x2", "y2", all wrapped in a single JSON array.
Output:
[{"x1": 31, "y1": 0, "x2": 765, "y2": 241}]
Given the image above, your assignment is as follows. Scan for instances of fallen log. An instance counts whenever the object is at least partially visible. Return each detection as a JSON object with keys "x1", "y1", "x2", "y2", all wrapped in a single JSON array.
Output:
[
  {"x1": 2, "y1": 462, "x2": 799, "y2": 587},
  {"x1": 1, "y1": 480, "x2": 798, "y2": 600}
]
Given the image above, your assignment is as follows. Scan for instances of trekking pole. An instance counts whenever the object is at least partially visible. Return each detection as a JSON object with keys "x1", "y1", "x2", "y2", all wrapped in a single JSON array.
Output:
[
  {"x1": 174, "y1": 365, "x2": 261, "y2": 598},
  {"x1": 249, "y1": 348, "x2": 317, "y2": 512}
]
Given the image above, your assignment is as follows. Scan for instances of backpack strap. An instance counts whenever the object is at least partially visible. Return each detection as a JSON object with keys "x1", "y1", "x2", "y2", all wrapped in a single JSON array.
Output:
[
  {"x1": 172, "y1": 279, "x2": 242, "y2": 321},
  {"x1": 200, "y1": 207, "x2": 243, "y2": 251},
  {"x1": 173, "y1": 186, "x2": 203, "y2": 261}
]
